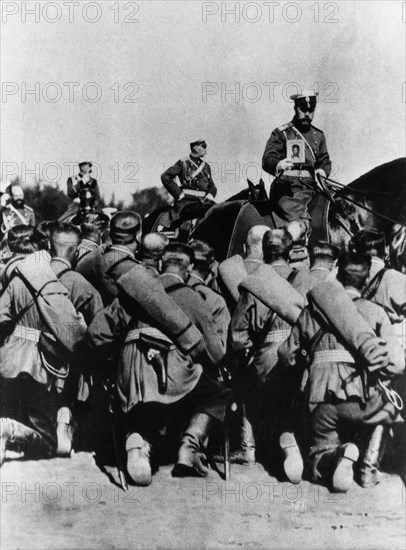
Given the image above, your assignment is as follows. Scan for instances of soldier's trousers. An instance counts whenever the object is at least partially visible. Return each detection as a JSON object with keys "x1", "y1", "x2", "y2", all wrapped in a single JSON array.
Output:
[
  {"x1": 125, "y1": 371, "x2": 232, "y2": 444},
  {"x1": 270, "y1": 177, "x2": 315, "y2": 227},
  {"x1": 308, "y1": 394, "x2": 390, "y2": 483},
  {"x1": 0, "y1": 374, "x2": 59, "y2": 457}
]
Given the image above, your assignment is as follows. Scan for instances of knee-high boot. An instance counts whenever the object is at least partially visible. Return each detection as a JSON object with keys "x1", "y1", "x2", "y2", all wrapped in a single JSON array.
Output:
[
  {"x1": 172, "y1": 413, "x2": 215, "y2": 477},
  {"x1": 357, "y1": 425, "x2": 387, "y2": 488}
]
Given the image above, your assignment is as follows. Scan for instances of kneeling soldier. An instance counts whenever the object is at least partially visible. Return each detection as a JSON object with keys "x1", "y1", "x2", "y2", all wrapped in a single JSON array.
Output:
[{"x1": 88, "y1": 243, "x2": 231, "y2": 486}]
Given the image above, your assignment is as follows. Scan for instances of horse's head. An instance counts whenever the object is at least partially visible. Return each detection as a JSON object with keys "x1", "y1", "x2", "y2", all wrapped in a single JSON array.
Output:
[
  {"x1": 328, "y1": 193, "x2": 374, "y2": 251},
  {"x1": 389, "y1": 224, "x2": 406, "y2": 273},
  {"x1": 247, "y1": 179, "x2": 268, "y2": 202},
  {"x1": 79, "y1": 187, "x2": 95, "y2": 214}
]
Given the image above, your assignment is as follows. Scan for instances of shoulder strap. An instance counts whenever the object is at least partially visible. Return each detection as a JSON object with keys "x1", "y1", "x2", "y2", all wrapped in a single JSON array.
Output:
[
  {"x1": 106, "y1": 255, "x2": 137, "y2": 278},
  {"x1": 287, "y1": 268, "x2": 298, "y2": 284},
  {"x1": 362, "y1": 268, "x2": 387, "y2": 301},
  {"x1": 165, "y1": 282, "x2": 186, "y2": 294},
  {"x1": 76, "y1": 249, "x2": 92, "y2": 263},
  {"x1": 55, "y1": 267, "x2": 72, "y2": 279}
]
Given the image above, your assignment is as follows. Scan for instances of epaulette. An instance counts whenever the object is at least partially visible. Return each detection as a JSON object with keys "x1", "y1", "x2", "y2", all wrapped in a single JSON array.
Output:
[
  {"x1": 277, "y1": 122, "x2": 293, "y2": 132},
  {"x1": 310, "y1": 124, "x2": 324, "y2": 134},
  {"x1": 180, "y1": 157, "x2": 189, "y2": 163}
]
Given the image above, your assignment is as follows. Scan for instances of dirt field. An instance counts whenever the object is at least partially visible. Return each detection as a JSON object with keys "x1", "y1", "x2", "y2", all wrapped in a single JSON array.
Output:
[{"x1": 1, "y1": 452, "x2": 405, "y2": 550}]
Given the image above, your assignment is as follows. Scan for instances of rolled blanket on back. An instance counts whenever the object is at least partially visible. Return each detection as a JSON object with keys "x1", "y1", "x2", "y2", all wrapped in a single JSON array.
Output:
[
  {"x1": 16, "y1": 251, "x2": 87, "y2": 353},
  {"x1": 308, "y1": 279, "x2": 389, "y2": 371},
  {"x1": 239, "y1": 264, "x2": 305, "y2": 325},
  {"x1": 117, "y1": 264, "x2": 204, "y2": 358},
  {"x1": 218, "y1": 255, "x2": 249, "y2": 303}
]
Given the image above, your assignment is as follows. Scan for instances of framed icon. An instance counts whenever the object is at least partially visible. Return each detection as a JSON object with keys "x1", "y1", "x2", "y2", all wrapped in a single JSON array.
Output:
[{"x1": 287, "y1": 140, "x2": 305, "y2": 163}]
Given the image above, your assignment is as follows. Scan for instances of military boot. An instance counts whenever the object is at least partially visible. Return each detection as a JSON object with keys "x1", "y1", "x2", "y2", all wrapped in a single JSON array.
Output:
[
  {"x1": 317, "y1": 443, "x2": 359, "y2": 493},
  {"x1": 172, "y1": 413, "x2": 214, "y2": 477},
  {"x1": 0, "y1": 418, "x2": 49, "y2": 466},
  {"x1": 56, "y1": 407, "x2": 75, "y2": 457},
  {"x1": 279, "y1": 432, "x2": 303, "y2": 484},
  {"x1": 230, "y1": 415, "x2": 256, "y2": 466},
  {"x1": 357, "y1": 425, "x2": 386, "y2": 488},
  {"x1": 126, "y1": 432, "x2": 152, "y2": 486}
]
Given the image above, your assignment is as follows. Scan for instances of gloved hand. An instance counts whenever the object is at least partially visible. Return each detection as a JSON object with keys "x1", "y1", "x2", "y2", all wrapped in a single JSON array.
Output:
[
  {"x1": 276, "y1": 159, "x2": 294, "y2": 175},
  {"x1": 315, "y1": 168, "x2": 327, "y2": 182},
  {"x1": 204, "y1": 193, "x2": 216, "y2": 203}
]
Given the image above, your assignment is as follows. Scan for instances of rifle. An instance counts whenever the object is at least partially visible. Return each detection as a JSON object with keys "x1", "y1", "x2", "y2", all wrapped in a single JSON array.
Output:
[{"x1": 104, "y1": 380, "x2": 128, "y2": 492}]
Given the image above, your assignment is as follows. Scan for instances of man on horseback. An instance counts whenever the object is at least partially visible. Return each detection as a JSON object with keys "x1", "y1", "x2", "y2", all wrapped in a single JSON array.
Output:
[
  {"x1": 161, "y1": 139, "x2": 217, "y2": 224},
  {"x1": 262, "y1": 91, "x2": 331, "y2": 236},
  {"x1": 61, "y1": 161, "x2": 101, "y2": 222}
]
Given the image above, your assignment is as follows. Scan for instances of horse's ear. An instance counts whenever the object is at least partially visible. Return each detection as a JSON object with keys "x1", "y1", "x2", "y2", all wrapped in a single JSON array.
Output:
[
  {"x1": 247, "y1": 179, "x2": 255, "y2": 191},
  {"x1": 259, "y1": 178, "x2": 268, "y2": 199}
]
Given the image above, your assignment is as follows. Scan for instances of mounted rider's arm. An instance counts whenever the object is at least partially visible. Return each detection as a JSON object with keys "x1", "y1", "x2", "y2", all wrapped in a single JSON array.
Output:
[
  {"x1": 67, "y1": 176, "x2": 79, "y2": 200},
  {"x1": 262, "y1": 127, "x2": 293, "y2": 176},
  {"x1": 91, "y1": 180, "x2": 101, "y2": 206},
  {"x1": 161, "y1": 160, "x2": 184, "y2": 201},
  {"x1": 314, "y1": 132, "x2": 332, "y2": 180},
  {"x1": 204, "y1": 164, "x2": 217, "y2": 202}
]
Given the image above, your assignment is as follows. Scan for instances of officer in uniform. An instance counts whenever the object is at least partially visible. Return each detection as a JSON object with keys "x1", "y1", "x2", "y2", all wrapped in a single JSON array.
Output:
[
  {"x1": 161, "y1": 139, "x2": 217, "y2": 222},
  {"x1": 262, "y1": 91, "x2": 331, "y2": 234},
  {"x1": 1, "y1": 185, "x2": 35, "y2": 236},
  {"x1": 67, "y1": 161, "x2": 101, "y2": 205}
]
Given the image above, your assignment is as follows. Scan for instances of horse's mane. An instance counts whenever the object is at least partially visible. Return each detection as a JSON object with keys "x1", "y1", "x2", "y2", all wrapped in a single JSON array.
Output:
[{"x1": 347, "y1": 157, "x2": 406, "y2": 197}]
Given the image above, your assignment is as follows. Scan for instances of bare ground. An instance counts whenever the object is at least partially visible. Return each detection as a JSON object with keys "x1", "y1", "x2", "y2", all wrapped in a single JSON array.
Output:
[{"x1": 1, "y1": 452, "x2": 405, "y2": 550}]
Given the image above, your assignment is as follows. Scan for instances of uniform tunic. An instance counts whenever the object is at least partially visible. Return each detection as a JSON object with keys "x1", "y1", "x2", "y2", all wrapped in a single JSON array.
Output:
[
  {"x1": 262, "y1": 119, "x2": 331, "y2": 223},
  {"x1": 161, "y1": 155, "x2": 217, "y2": 201},
  {"x1": 88, "y1": 273, "x2": 225, "y2": 414},
  {"x1": 279, "y1": 290, "x2": 405, "y2": 482},
  {"x1": 1, "y1": 204, "x2": 35, "y2": 233},
  {"x1": 187, "y1": 273, "x2": 231, "y2": 356},
  {"x1": 50, "y1": 257, "x2": 103, "y2": 325},
  {"x1": 231, "y1": 260, "x2": 307, "y2": 383},
  {"x1": 76, "y1": 244, "x2": 139, "y2": 306}
]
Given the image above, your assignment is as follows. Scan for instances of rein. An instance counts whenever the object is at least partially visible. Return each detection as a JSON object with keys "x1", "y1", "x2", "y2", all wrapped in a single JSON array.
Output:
[{"x1": 318, "y1": 175, "x2": 406, "y2": 229}]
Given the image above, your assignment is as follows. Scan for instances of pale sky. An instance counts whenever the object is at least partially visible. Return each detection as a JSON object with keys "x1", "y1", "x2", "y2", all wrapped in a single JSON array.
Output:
[{"x1": 1, "y1": 0, "x2": 405, "y2": 204}]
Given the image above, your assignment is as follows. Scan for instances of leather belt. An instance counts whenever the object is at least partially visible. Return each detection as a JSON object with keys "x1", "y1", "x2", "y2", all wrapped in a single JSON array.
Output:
[
  {"x1": 12, "y1": 325, "x2": 41, "y2": 343},
  {"x1": 264, "y1": 329, "x2": 291, "y2": 343},
  {"x1": 312, "y1": 350, "x2": 355, "y2": 364},
  {"x1": 284, "y1": 170, "x2": 312, "y2": 178},
  {"x1": 125, "y1": 327, "x2": 175, "y2": 348},
  {"x1": 183, "y1": 189, "x2": 206, "y2": 198}
]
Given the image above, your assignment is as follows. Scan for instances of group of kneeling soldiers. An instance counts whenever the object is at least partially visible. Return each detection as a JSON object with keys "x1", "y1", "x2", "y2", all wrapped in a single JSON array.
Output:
[{"x1": 0, "y1": 212, "x2": 405, "y2": 494}]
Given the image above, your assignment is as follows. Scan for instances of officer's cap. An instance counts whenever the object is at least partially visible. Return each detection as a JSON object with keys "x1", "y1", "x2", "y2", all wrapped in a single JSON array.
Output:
[
  {"x1": 309, "y1": 241, "x2": 340, "y2": 262},
  {"x1": 290, "y1": 90, "x2": 318, "y2": 111},
  {"x1": 162, "y1": 242, "x2": 195, "y2": 263},
  {"x1": 110, "y1": 211, "x2": 141, "y2": 244},
  {"x1": 190, "y1": 139, "x2": 207, "y2": 150},
  {"x1": 79, "y1": 161, "x2": 92, "y2": 168},
  {"x1": 189, "y1": 239, "x2": 214, "y2": 263}
]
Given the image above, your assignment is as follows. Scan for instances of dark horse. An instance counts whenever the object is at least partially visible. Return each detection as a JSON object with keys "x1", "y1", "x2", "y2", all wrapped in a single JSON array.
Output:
[
  {"x1": 142, "y1": 179, "x2": 269, "y2": 244},
  {"x1": 59, "y1": 187, "x2": 110, "y2": 230},
  {"x1": 190, "y1": 158, "x2": 406, "y2": 269}
]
